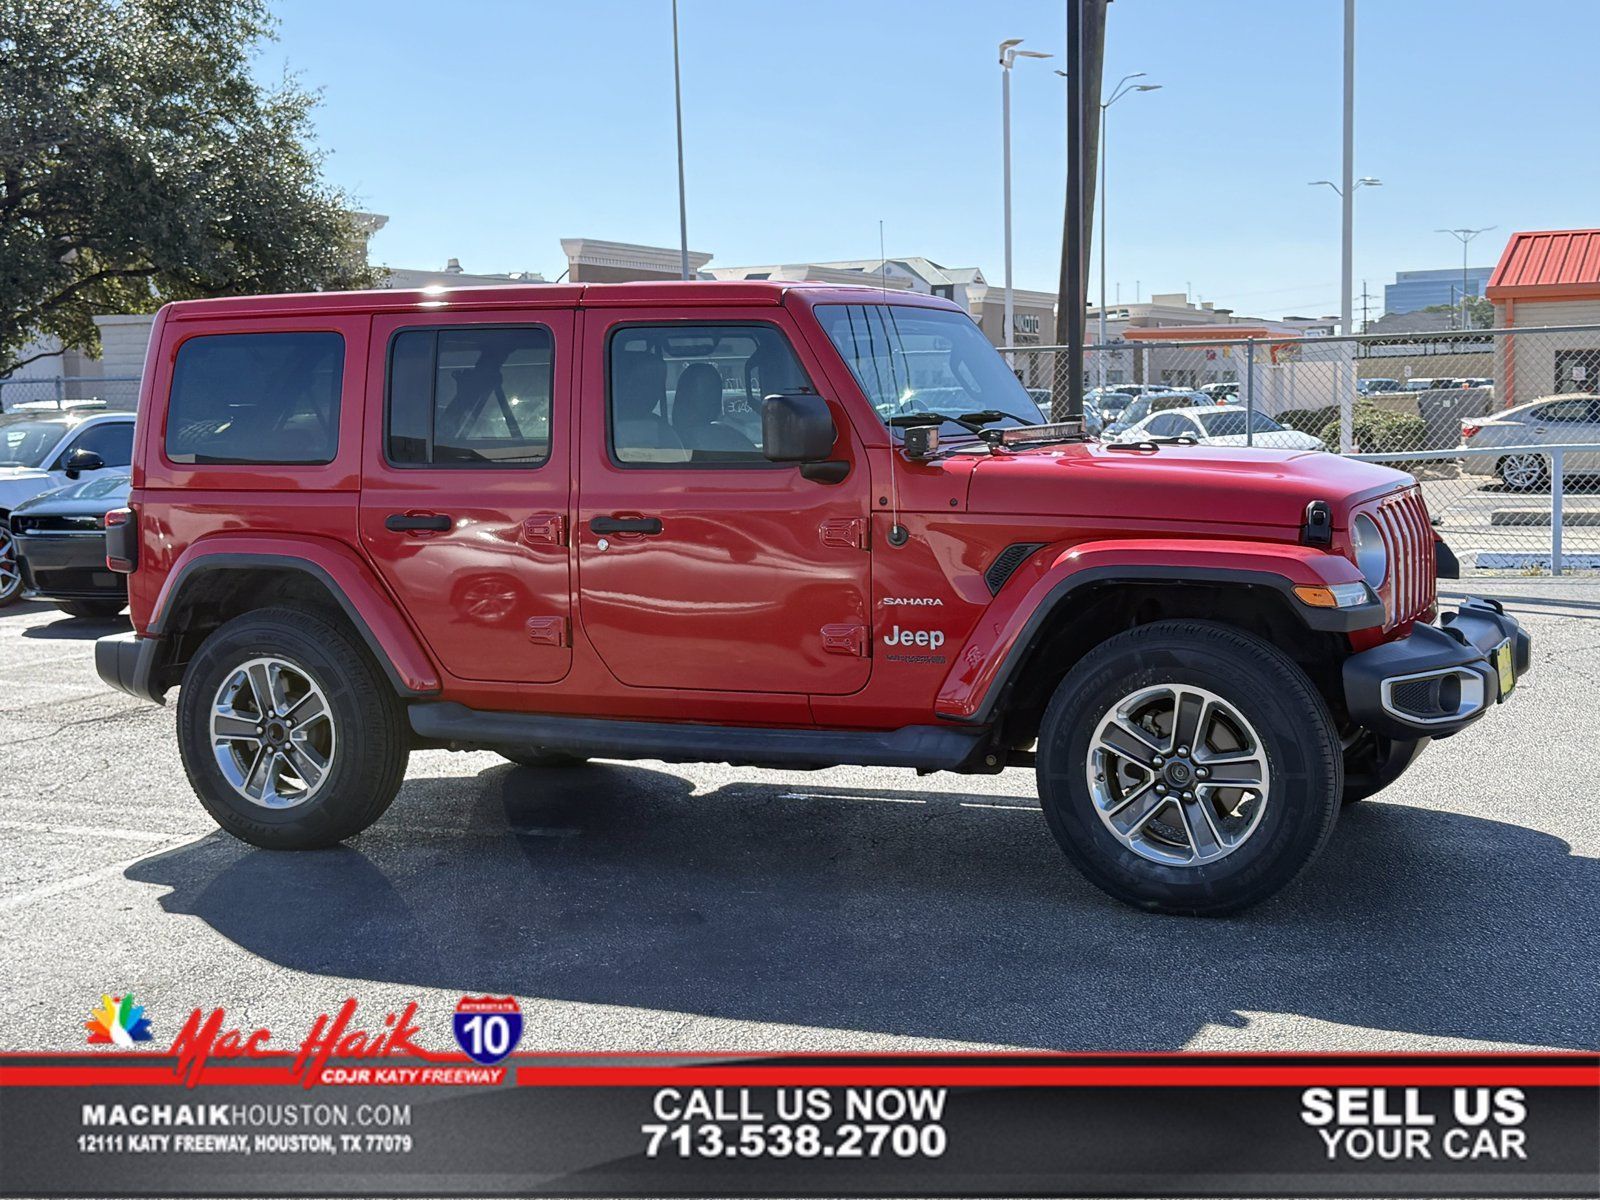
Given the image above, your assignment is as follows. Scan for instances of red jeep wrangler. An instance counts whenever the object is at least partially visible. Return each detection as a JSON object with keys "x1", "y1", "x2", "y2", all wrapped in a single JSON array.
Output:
[{"x1": 97, "y1": 282, "x2": 1528, "y2": 914}]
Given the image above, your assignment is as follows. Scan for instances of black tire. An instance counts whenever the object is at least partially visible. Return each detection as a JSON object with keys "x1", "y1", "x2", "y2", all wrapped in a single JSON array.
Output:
[
  {"x1": 177, "y1": 606, "x2": 409, "y2": 849},
  {"x1": 1036, "y1": 620, "x2": 1342, "y2": 916},
  {"x1": 1341, "y1": 732, "x2": 1427, "y2": 805},
  {"x1": 55, "y1": 599, "x2": 127, "y2": 620},
  {"x1": 1497, "y1": 453, "x2": 1547, "y2": 492},
  {"x1": 498, "y1": 748, "x2": 589, "y2": 769}
]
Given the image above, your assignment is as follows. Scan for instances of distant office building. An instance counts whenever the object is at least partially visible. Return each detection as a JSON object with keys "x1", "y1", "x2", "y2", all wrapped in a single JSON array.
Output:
[{"x1": 1385, "y1": 266, "x2": 1494, "y2": 316}]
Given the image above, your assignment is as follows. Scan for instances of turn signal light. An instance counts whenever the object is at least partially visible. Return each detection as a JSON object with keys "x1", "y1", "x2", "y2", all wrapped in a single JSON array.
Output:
[{"x1": 1294, "y1": 582, "x2": 1370, "y2": 609}]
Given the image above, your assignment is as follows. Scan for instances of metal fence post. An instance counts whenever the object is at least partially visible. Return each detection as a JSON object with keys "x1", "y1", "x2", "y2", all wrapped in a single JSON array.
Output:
[
  {"x1": 1550, "y1": 449, "x2": 1564, "y2": 576},
  {"x1": 1245, "y1": 339, "x2": 1256, "y2": 446}
]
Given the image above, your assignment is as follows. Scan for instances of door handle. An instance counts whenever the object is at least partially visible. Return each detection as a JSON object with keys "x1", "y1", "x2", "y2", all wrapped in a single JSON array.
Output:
[
  {"x1": 589, "y1": 515, "x2": 663, "y2": 535},
  {"x1": 385, "y1": 513, "x2": 452, "y2": 533},
  {"x1": 1533, "y1": 427, "x2": 1548, "y2": 435}
]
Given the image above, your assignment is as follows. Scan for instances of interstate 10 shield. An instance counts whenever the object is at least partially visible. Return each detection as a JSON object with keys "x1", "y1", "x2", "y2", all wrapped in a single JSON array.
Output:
[{"x1": 452, "y1": 996, "x2": 523, "y2": 1065}]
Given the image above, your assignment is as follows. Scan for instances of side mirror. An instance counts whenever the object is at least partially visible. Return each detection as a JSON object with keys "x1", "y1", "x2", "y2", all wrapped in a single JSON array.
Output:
[
  {"x1": 62, "y1": 448, "x2": 105, "y2": 479},
  {"x1": 762, "y1": 393, "x2": 836, "y2": 463}
]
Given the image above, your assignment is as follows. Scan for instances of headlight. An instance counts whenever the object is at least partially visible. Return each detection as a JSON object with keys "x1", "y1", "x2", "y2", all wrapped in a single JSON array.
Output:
[{"x1": 1350, "y1": 513, "x2": 1388, "y2": 586}]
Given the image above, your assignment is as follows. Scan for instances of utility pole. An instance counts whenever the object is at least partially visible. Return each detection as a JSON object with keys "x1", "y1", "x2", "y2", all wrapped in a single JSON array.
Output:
[
  {"x1": 1358, "y1": 279, "x2": 1375, "y2": 333},
  {"x1": 1054, "y1": 0, "x2": 1106, "y2": 420}
]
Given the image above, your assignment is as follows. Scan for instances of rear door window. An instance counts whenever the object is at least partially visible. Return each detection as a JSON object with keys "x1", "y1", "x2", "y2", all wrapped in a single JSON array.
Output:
[
  {"x1": 387, "y1": 326, "x2": 553, "y2": 467},
  {"x1": 166, "y1": 332, "x2": 344, "y2": 464}
]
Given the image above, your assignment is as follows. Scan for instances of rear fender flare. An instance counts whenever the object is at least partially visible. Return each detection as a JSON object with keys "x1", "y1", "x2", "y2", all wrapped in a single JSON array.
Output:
[
  {"x1": 148, "y1": 536, "x2": 440, "y2": 695},
  {"x1": 936, "y1": 537, "x2": 1377, "y2": 723}
]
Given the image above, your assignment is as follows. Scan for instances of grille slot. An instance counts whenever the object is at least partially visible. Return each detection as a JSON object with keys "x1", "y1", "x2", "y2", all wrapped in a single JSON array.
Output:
[
  {"x1": 1370, "y1": 489, "x2": 1434, "y2": 627},
  {"x1": 985, "y1": 542, "x2": 1046, "y2": 595}
]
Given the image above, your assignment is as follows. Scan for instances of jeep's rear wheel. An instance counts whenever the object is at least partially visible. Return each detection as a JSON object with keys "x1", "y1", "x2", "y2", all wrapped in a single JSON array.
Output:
[
  {"x1": 177, "y1": 607, "x2": 408, "y2": 849},
  {"x1": 1036, "y1": 620, "x2": 1341, "y2": 915},
  {"x1": 499, "y1": 748, "x2": 589, "y2": 769}
]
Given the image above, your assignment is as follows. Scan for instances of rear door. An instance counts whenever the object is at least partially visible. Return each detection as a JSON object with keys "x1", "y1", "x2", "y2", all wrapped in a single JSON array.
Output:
[
  {"x1": 574, "y1": 309, "x2": 872, "y2": 695},
  {"x1": 359, "y1": 312, "x2": 574, "y2": 684}
]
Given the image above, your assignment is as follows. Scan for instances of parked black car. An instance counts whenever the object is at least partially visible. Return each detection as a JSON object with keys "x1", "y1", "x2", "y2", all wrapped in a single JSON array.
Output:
[{"x1": 10, "y1": 473, "x2": 130, "y2": 618}]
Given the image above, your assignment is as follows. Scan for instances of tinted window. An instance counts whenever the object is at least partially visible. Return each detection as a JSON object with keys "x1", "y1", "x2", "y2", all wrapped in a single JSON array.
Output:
[
  {"x1": 61, "y1": 420, "x2": 134, "y2": 467},
  {"x1": 1535, "y1": 399, "x2": 1594, "y2": 423},
  {"x1": 1196, "y1": 410, "x2": 1284, "y2": 437},
  {"x1": 166, "y1": 333, "x2": 342, "y2": 464},
  {"x1": 387, "y1": 327, "x2": 552, "y2": 467},
  {"x1": 817, "y1": 305, "x2": 1043, "y2": 435},
  {"x1": 608, "y1": 324, "x2": 809, "y2": 465}
]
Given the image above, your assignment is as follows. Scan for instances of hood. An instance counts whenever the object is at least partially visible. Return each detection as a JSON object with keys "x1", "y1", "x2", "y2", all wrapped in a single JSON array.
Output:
[
  {"x1": 965, "y1": 441, "x2": 1411, "y2": 530},
  {"x1": 12, "y1": 473, "x2": 131, "y2": 516}
]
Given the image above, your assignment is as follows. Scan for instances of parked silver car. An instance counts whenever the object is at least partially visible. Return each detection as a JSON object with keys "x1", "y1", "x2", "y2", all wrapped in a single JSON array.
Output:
[{"x1": 1460, "y1": 393, "x2": 1600, "y2": 491}]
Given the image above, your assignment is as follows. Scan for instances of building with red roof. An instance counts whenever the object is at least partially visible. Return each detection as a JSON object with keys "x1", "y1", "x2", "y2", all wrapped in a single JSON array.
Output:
[{"x1": 1488, "y1": 229, "x2": 1600, "y2": 405}]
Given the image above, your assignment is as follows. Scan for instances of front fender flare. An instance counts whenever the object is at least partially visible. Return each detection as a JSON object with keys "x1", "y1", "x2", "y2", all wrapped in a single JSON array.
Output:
[
  {"x1": 935, "y1": 538, "x2": 1379, "y2": 723},
  {"x1": 148, "y1": 536, "x2": 441, "y2": 695}
]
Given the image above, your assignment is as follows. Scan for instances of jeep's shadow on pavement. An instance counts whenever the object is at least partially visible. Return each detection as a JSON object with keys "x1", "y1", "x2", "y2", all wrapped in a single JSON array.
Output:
[{"x1": 126, "y1": 762, "x2": 1599, "y2": 1052}]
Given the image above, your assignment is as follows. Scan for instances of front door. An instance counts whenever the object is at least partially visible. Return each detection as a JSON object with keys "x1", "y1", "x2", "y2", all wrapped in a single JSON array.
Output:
[
  {"x1": 575, "y1": 311, "x2": 872, "y2": 695},
  {"x1": 360, "y1": 312, "x2": 573, "y2": 684}
]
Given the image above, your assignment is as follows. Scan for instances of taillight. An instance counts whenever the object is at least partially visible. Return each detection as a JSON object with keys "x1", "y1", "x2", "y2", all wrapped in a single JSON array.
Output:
[
  {"x1": 1460, "y1": 422, "x2": 1481, "y2": 441},
  {"x1": 105, "y1": 507, "x2": 137, "y2": 573}
]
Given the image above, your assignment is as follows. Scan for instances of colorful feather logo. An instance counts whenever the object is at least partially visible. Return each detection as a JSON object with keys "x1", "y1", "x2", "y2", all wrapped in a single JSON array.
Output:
[{"x1": 85, "y1": 994, "x2": 154, "y2": 1046}]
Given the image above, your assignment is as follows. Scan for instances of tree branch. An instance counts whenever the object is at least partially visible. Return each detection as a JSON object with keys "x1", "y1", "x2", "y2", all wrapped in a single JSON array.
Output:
[{"x1": 1, "y1": 343, "x2": 70, "y2": 379}]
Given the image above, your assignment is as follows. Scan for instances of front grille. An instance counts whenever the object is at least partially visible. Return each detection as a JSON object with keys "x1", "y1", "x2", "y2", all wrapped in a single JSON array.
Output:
[
  {"x1": 1370, "y1": 488, "x2": 1435, "y2": 627},
  {"x1": 12, "y1": 513, "x2": 103, "y2": 535}
]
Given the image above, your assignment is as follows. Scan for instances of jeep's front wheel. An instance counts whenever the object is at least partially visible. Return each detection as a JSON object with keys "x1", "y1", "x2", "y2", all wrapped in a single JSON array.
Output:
[
  {"x1": 1036, "y1": 620, "x2": 1341, "y2": 916},
  {"x1": 177, "y1": 607, "x2": 409, "y2": 849}
]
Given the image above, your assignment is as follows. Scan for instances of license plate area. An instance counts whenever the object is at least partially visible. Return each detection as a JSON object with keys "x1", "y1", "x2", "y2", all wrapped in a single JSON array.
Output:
[{"x1": 1490, "y1": 638, "x2": 1516, "y2": 700}]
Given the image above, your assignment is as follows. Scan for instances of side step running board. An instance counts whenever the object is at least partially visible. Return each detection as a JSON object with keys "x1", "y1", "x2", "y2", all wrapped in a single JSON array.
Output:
[{"x1": 408, "y1": 702, "x2": 988, "y2": 772}]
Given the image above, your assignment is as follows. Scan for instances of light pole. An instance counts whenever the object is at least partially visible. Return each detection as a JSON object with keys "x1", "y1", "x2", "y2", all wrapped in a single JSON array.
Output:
[
  {"x1": 1076, "y1": 70, "x2": 1159, "y2": 391},
  {"x1": 672, "y1": 0, "x2": 690, "y2": 281},
  {"x1": 1436, "y1": 226, "x2": 1495, "y2": 331},
  {"x1": 999, "y1": 38, "x2": 1052, "y2": 349},
  {"x1": 1309, "y1": 177, "x2": 1382, "y2": 334},
  {"x1": 1310, "y1": 174, "x2": 1379, "y2": 451}
]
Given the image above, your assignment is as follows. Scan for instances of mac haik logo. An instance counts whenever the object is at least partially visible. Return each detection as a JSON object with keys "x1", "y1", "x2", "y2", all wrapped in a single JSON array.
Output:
[
  {"x1": 167, "y1": 998, "x2": 425, "y2": 1087},
  {"x1": 85, "y1": 993, "x2": 155, "y2": 1046}
]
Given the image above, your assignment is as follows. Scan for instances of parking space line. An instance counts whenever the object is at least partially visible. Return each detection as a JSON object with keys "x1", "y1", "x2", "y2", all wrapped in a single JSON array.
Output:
[{"x1": 0, "y1": 842, "x2": 184, "y2": 913}]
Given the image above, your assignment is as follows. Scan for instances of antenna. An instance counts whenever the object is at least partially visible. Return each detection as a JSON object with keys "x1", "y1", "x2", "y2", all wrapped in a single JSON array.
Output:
[
  {"x1": 878, "y1": 219, "x2": 909, "y2": 548},
  {"x1": 878, "y1": 220, "x2": 889, "y2": 299}
]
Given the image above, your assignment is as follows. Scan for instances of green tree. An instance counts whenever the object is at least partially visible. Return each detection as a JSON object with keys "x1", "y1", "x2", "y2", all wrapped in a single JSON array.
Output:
[
  {"x1": 0, "y1": 0, "x2": 379, "y2": 377},
  {"x1": 1421, "y1": 295, "x2": 1495, "y2": 330}
]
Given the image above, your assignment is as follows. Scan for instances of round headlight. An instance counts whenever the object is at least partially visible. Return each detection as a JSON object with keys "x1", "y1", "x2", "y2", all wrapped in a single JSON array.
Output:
[{"x1": 1350, "y1": 514, "x2": 1388, "y2": 586}]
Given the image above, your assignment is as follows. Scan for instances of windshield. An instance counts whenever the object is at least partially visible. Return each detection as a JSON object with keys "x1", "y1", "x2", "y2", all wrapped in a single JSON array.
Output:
[
  {"x1": 1196, "y1": 410, "x2": 1284, "y2": 437},
  {"x1": 816, "y1": 304, "x2": 1044, "y2": 434},
  {"x1": 0, "y1": 418, "x2": 68, "y2": 468}
]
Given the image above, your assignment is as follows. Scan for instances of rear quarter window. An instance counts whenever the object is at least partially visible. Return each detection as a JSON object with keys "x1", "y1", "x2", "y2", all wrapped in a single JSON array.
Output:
[{"x1": 165, "y1": 332, "x2": 344, "y2": 465}]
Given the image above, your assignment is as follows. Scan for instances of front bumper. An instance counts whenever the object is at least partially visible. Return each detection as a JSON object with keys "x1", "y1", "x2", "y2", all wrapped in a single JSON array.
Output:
[
  {"x1": 1343, "y1": 597, "x2": 1530, "y2": 739},
  {"x1": 16, "y1": 532, "x2": 127, "y2": 602}
]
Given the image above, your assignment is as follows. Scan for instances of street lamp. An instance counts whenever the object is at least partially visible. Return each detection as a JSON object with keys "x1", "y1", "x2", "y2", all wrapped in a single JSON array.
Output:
[
  {"x1": 1309, "y1": 178, "x2": 1381, "y2": 340},
  {"x1": 672, "y1": 0, "x2": 690, "y2": 280},
  {"x1": 999, "y1": 38, "x2": 1052, "y2": 349},
  {"x1": 1078, "y1": 70, "x2": 1160, "y2": 391},
  {"x1": 1436, "y1": 226, "x2": 1495, "y2": 331}
]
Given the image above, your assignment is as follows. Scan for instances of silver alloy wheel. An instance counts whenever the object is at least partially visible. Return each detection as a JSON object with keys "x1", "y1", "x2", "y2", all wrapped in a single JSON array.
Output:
[
  {"x1": 1085, "y1": 684, "x2": 1271, "y2": 866},
  {"x1": 0, "y1": 522, "x2": 19, "y2": 602},
  {"x1": 1499, "y1": 454, "x2": 1545, "y2": 491},
  {"x1": 210, "y1": 656, "x2": 336, "y2": 810}
]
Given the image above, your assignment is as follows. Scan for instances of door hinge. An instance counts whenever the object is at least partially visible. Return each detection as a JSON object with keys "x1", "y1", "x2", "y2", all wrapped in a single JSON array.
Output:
[
  {"x1": 821, "y1": 623, "x2": 869, "y2": 657},
  {"x1": 522, "y1": 513, "x2": 567, "y2": 546},
  {"x1": 820, "y1": 516, "x2": 868, "y2": 550},
  {"x1": 524, "y1": 616, "x2": 568, "y2": 647}
]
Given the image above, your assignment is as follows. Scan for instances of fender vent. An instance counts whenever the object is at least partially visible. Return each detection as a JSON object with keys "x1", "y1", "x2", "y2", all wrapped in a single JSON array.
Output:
[{"x1": 985, "y1": 542, "x2": 1046, "y2": 595}]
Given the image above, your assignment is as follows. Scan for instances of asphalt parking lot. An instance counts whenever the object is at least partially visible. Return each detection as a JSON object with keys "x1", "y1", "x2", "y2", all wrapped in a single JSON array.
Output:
[{"x1": 2, "y1": 583, "x2": 1597, "y2": 1055}]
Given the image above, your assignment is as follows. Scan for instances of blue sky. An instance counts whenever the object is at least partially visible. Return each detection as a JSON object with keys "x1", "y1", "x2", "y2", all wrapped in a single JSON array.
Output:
[{"x1": 259, "y1": 0, "x2": 1599, "y2": 319}]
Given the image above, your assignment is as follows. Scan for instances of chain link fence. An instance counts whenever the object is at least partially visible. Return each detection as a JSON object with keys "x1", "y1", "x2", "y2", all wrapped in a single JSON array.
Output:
[
  {"x1": 1001, "y1": 324, "x2": 1600, "y2": 575},
  {"x1": 0, "y1": 375, "x2": 141, "y2": 414}
]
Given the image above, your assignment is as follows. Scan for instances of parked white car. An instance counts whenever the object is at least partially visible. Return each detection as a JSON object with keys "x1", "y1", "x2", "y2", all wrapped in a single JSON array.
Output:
[
  {"x1": 1461, "y1": 393, "x2": 1600, "y2": 491},
  {"x1": 1105, "y1": 404, "x2": 1325, "y2": 452},
  {"x1": 0, "y1": 409, "x2": 137, "y2": 605}
]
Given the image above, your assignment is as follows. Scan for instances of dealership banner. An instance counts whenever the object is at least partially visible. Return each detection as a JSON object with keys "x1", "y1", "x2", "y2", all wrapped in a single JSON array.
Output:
[{"x1": 3, "y1": 1002, "x2": 1596, "y2": 1200}]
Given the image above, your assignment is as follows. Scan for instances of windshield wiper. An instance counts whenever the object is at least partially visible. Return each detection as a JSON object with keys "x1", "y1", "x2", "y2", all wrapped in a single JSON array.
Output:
[{"x1": 887, "y1": 412, "x2": 990, "y2": 436}]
